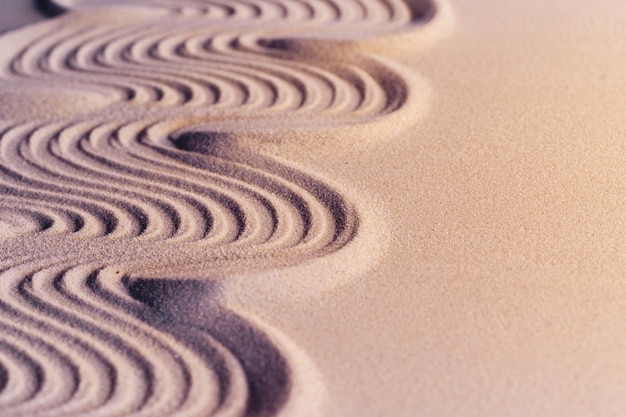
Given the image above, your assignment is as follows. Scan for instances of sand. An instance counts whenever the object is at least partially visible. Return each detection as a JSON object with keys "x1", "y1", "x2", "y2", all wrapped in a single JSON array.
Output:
[{"x1": 1, "y1": 0, "x2": 626, "y2": 416}]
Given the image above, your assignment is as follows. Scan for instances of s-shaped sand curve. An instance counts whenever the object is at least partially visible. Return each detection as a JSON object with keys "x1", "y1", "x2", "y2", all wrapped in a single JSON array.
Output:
[{"x1": 0, "y1": 1, "x2": 444, "y2": 415}]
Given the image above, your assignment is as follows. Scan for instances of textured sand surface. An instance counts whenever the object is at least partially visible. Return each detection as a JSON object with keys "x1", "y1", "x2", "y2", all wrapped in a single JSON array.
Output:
[
  {"x1": 0, "y1": 1, "x2": 441, "y2": 416},
  {"x1": 2, "y1": 0, "x2": 626, "y2": 416}
]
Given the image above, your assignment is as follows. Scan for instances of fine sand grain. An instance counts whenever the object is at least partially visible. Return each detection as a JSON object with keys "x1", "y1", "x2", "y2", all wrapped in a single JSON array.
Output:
[
  {"x1": 3, "y1": 0, "x2": 626, "y2": 416},
  {"x1": 0, "y1": 1, "x2": 441, "y2": 416}
]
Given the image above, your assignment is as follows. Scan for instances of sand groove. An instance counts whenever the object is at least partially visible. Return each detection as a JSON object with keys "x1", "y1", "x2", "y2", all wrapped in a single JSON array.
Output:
[
  {"x1": 0, "y1": 264, "x2": 282, "y2": 416},
  {"x1": 0, "y1": 0, "x2": 437, "y2": 415}
]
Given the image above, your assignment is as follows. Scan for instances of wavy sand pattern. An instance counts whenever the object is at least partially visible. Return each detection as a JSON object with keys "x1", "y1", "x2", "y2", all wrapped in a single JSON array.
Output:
[{"x1": 0, "y1": 1, "x2": 437, "y2": 415}]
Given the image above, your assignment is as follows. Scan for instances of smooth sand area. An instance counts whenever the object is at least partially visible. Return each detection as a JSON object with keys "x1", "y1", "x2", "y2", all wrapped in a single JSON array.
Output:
[
  {"x1": 1, "y1": 0, "x2": 626, "y2": 416},
  {"x1": 0, "y1": 2, "x2": 47, "y2": 33}
]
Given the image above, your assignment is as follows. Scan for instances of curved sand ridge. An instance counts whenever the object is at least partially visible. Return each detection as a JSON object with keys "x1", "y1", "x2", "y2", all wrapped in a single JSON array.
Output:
[
  {"x1": 0, "y1": 263, "x2": 294, "y2": 417},
  {"x1": 0, "y1": 1, "x2": 439, "y2": 415},
  {"x1": 9, "y1": 0, "x2": 433, "y2": 126},
  {"x1": 0, "y1": 120, "x2": 357, "y2": 257}
]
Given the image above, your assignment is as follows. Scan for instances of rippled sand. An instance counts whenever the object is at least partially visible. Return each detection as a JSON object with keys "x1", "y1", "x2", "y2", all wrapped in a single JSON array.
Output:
[
  {"x1": 0, "y1": 0, "x2": 442, "y2": 416},
  {"x1": 3, "y1": 0, "x2": 626, "y2": 416}
]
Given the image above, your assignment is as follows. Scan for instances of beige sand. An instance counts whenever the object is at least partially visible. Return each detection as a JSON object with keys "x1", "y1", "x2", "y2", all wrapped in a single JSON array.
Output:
[{"x1": 1, "y1": 0, "x2": 626, "y2": 416}]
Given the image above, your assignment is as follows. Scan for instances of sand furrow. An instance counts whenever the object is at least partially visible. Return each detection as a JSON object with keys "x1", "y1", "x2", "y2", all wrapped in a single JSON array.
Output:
[
  {"x1": 0, "y1": 0, "x2": 439, "y2": 415},
  {"x1": 7, "y1": 0, "x2": 431, "y2": 123},
  {"x1": 0, "y1": 264, "x2": 265, "y2": 416}
]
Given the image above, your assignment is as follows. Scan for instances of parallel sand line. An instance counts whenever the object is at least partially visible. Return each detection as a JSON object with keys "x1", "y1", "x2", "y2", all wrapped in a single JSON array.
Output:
[
  {"x1": 0, "y1": 264, "x2": 262, "y2": 416},
  {"x1": 0, "y1": 119, "x2": 355, "y2": 255},
  {"x1": 13, "y1": 0, "x2": 432, "y2": 123},
  {"x1": 0, "y1": 0, "x2": 438, "y2": 415}
]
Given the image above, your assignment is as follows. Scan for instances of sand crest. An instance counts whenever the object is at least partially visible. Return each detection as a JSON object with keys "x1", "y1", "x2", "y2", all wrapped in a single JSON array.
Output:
[{"x1": 0, "y1": 1, "x2": 440, "y2": 416}]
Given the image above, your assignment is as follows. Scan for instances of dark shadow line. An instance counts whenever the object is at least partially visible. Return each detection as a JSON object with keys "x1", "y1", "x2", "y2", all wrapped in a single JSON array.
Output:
[
  {"x1": 34, "y1": 0, "x2": 67, "y2": 18},
  {"x1": 127, "y1": 278, "x2": 292, "y2": 417}
]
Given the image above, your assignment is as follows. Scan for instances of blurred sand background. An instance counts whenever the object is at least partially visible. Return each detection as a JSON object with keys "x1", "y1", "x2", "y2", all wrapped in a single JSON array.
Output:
[{"x1": 0, "y1": 1, "x2": 46, "y2": 33}]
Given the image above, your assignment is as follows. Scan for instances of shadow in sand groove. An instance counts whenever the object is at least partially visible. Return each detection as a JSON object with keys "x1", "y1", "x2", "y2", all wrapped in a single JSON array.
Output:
[
  {"x1": 34, "y1": 0, "x2": 66, "y2": 17},
  {"x1": 128, "y1": 279, "x2": 291, "y2": 417},
  {"x1": 0, "y1": 0, "x2": 443, "y2": 415}
]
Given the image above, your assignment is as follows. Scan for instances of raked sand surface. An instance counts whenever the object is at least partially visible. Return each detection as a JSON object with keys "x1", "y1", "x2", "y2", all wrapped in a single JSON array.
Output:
[{"x1": 1, "y1": 0, "x2": 626, "y2": 416}]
